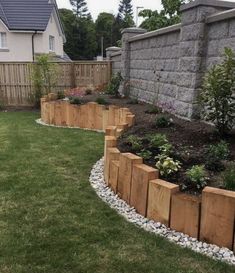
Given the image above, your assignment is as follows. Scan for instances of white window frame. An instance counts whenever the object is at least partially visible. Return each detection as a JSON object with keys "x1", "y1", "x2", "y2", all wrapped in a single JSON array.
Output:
[
  {"x1": 49, "y1": 35, "x2": 55, "y2": 52},
  {"x1": 0, "y1": 32, "x2": 7, "y2": 49}
]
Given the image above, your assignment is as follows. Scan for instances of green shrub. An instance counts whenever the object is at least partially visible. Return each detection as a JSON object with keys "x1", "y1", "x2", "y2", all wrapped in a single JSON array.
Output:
[
  {"x1": 95, "y1": 97, "x2": 109, "y2": 105},
  {"x1": 145, "y1": 105, "x2": 162, "y2": 114},
  {"x1": 148, "y1": 134, "x2": 168, "y2": 149},
  {"x1": 70, "y1": 97, "x2": 82, "y2": 105},
  {"x1": 137, "y1": 149, "x2": 152, "y2": 160},
  {"x1": 186, "y1": 165, "x2": 208, "y2": 190},
  {"x1": 127, "y1": 135, "x2": 142, "y2": 151},
  {"x1": 57, "y1": 91, "x2": 65, "y2": 100},
  {"x1": 155, "y1": 116, "x2": 173, "y2": 128},
  {"x1": 106, "y1": 72, "x2": 122, "y2": 97},
  {"x1": 127, "y1": 98, "x2": 139, "y2": 105},
  {"x1": 223, "y1": 166, "x2": 235, "y2": 191},
  {"x1": 156, "y1": 154, "x2": 181, "y2": 177},
  {"x1": 205, "y1": 141, "x2": 229, "y2": 171},
  {"x1": 200, "y1": 48, "x2": 235, "y2": 135}
]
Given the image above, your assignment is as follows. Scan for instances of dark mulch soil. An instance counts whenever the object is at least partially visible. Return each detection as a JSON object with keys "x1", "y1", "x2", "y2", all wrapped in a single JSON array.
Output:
[{"x1": 81, "y1": 94, "x2": 235, "y2": 194}]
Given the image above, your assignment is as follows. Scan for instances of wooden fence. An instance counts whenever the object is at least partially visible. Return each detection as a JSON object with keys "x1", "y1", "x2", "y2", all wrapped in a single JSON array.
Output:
[{"x1": 0, "y1": 61, "x2": 112, "y2": 106}]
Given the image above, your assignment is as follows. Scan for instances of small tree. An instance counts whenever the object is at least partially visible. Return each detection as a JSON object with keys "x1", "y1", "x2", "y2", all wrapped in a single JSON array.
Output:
[
  {"x1": 200, "y1": 48, "x2": 235, "y2": 135},
  {"x1": 31, "y1": 54, "x2": 58, "y2": 108}
]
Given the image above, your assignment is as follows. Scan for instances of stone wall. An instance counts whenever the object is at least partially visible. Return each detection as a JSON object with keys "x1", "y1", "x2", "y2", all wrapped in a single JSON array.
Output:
[{"x1": 108, "y1": 0, "x2": 235, "y2": 120}]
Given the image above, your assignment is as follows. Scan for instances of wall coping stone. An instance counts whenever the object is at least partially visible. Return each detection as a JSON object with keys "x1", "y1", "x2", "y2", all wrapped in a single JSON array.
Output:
[
  {"x1": 128, "y1": 24, "x2": 181, "y2": 43},
  {"x1": 121, "y1": 27, "x2": 147, "y2": 35},
  {"x1": 110, "y1": 51, "x2": 122, "y2": 57},
  {"x1": 106, "y1": 46, "x2": 121, "y2": 52},
  {"x1": 180, "y1": 0, "x2": 235, "y2": 11},
  {"x1": 206, "y1": 8, "x2": 235, "y2": 23}
]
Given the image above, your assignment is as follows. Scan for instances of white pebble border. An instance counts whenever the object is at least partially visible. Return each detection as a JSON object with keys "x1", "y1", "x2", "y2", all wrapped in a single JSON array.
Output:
[
  {"x1": 90, "y1": 158, "x2": 235, "y2": 266},
  {"x1": 35, "y1": 119, "x2": 104, "y2": 133}
]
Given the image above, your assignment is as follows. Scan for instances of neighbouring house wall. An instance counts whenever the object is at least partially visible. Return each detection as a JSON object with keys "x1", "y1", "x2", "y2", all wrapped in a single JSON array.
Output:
[
  {"x1": 0, "y1": 12, "x2": 64, "y2": 62},
  {"x1": 108, "y1": 0, "x2": 235, "y2": 120}
]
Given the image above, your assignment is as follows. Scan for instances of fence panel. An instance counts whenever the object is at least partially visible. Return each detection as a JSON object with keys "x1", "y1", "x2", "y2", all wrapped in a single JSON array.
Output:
[{"x1": 0, "y1": 61, "x2": 112, "y2": 106}]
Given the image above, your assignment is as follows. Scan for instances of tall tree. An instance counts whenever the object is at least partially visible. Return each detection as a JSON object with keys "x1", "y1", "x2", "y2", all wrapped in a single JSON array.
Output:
[
  {"x1": 140, "y1": 0, "x2": 189, "y2": 31},
  {"x1": 95, "y1": 13, "x2": 115, "y2": 56},
  {"x1": 118, "y1": 0, "x2": 135, "y2": 28},
  {"x1": 69, "y1": 0, "x2": 90, "y2": 17}
]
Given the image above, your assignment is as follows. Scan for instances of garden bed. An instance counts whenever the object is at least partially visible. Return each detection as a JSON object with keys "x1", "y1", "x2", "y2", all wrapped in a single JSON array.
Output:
[{"x1": 71, "y1": 93, "x2": 235, "y2": 195}]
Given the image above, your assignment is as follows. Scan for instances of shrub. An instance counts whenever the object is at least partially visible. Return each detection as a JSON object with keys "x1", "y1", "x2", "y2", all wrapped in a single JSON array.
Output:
[
  {"x1": 70, "y1": 97, "x2": 82, "y2": 105},
  {"x1": 137, "y1": 149, "x2": 152, "y2": 160},
  {"x1": 205, "y1": 141, "x2": 229, "y2": 171},
  {"x1": 156, "y1": 154, "x2": 181, "y2": 177},
  {"x1": 145, "y1": 105, "x2": 162, "y2": 114},
  {"x1": 223, "y1": 166, "x2": 235, "y2": 191},
  {"x1": 57, "y1": 91, "x2": 65, "y2": 100},
  {"x1": 106, "y1": 72, "x2": 122, "y2": 97},
  {"x1": 31, "y1": 54, "x2": 58, "y2": 108},
  {"x1": 95, "y1": 97, "x2": 109, "y2": 105},
  {"x1": 155, "y1": 116, "x2": 173, "y2": 128},
  {"x1": 186, "y1": 165, "x2": 208, "y2": 190},
  {"x1": 85, "y1": 89, "x2": 92, "y2": 95},
  {"x1": 127, "y1": 98, "x2": 139, "y2": 105},
  {"x1": 148, "y1": 134, "x2": 168, "y2": 149},
  {"x1": 200, "y1": 48, "x2": 235, "y2": 135},
  {"x1": 127, "y1": 135, "x2": 142, "y2": 151}
]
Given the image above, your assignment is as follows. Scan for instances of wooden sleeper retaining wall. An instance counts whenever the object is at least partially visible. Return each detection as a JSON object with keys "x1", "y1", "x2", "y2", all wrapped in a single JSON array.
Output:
[{"x1": 40, "y1": 94, "x2": 235, "y2": 252}]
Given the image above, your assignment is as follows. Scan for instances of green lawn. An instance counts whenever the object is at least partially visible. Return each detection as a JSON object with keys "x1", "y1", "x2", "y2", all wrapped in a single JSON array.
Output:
[{"x1": 0, "y1": 112, "x2": 234, "y2": 273}]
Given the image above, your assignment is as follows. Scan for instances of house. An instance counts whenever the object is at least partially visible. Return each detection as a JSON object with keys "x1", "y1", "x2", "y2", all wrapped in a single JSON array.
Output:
[{"x1": 0, "y1": 0, "x2": 67, "y2": 62}]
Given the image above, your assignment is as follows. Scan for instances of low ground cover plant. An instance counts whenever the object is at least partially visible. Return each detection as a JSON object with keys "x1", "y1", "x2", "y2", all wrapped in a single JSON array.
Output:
[
  {"x1": 155, "y1": 116, "x2": 173, "y2": 128},
  {"x1": 223, "y1": 165, "x2": 235, "y2": 191},
  {"x1": 186, "y1": 165, "x2": 208, "y2": 190},
  {"x1": 145, "y1": 105, "x2": 162, "y2": 114},
  {"x1": 96, "y1": 97, "x2": 109, "y2": 105},
  {"x1": 70, "y1": 97, "x2": 82, "y2": 105},
  {"x1": 156, "y1": 154, "x2": 181, "y2": 178}
]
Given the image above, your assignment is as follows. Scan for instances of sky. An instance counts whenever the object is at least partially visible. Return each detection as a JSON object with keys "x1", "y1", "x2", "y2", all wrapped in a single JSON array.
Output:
[{"x1": 56, "y1": 0, "x2": 162, "y2": 21}]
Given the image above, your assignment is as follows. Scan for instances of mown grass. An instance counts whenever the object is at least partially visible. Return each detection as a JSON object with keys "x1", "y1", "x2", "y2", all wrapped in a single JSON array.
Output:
[{"x1": 0, "y1": 112, "x2": 234, "y2": 273}]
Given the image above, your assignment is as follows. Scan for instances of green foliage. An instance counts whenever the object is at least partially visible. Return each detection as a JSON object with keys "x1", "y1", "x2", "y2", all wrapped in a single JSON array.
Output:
[
  {"x1": 69, "y1": 0, "x2": 90, "y2": 17},
  {"x1": 106, "y1": 72, "x2": 123, "y2": 97},
  {"x1": 127, "y1": 135, "x2": 142, "y2": 151},
  {"x1": 186, "y1": 165, "x2": 208, "y2": 190},
  {"x1": 155, "y1": 116, "x2": 173, "y2": 128},
  {"x1": 70, "y1": 97, "x2": 82, "y2": 105},
  {"x1": 200, "y1": 48, "x2": 235, "y2": 135},
  {"x1": 95, "y1": 97, "x2": 109, "y2": 105},
  {"x1": 145, "y1": 105, "x2": 162, "y2": 114},
  {"x1": 31, "y1": 54, "x2": 58, "y2": 108},
  {"x1": 205, "y1": 141, "x2": 229, "y2": 171},
  {"x1": 223, "y1": 166, "x2": 235, "y2": 191},
  {"x1": 148, "y1": 134, "x2": 168, "y2": 149},
  {"x1": 57, "y1": 91, "x2": 65, "y2": 100},
  {"x1": 137, "y1": 149, "x2": 152, "y2": 160},
  {"x1": 127, "y1": 98, "x2": 139, "y2": 105},
  {"x1": 118, "y1": 0, "x2": 135, "y2": 28},
  {"x1": 95, "y1": 13, "x2": 116, "y2": 55},
  {"x1": 156, "y1": 154, "x2": 181, "y2": 177}
]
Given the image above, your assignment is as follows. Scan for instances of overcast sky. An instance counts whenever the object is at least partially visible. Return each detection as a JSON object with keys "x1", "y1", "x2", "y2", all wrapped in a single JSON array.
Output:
[{"x1": 56, "y1": 0, "x2": 162, "y2": 21}]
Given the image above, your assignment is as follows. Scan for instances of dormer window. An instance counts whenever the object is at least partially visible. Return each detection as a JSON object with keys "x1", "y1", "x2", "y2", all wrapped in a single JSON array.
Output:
[
  {"x1": 49, "y1": 35, "x2": 55, "y2": 52},
  {"x1": 0, "y1": 32, "x2": 7, "y2": 48}
]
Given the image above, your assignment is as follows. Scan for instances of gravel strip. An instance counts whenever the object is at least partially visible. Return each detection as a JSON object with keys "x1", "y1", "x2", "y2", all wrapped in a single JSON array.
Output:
[
  {"x1": 36, "y1": 119, "x2": 104, "y2": 133},
  {"x1": 90, "y1": 158, "x2": 235, "y2": 266}
]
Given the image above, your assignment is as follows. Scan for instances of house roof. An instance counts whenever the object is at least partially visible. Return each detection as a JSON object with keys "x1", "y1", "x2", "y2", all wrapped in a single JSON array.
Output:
[{"x1": 0, "y1": 0, "x2": 56, "y2": 31}]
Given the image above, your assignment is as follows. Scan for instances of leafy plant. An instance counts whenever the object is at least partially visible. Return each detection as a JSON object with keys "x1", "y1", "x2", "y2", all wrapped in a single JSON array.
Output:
[
  {"x1": 137, "y1": 149, "x2": 152, "y2": 160},
  {"x1": 155, "y1": 116, "x2": 173, "y2": 128},
  {"x1": 106, "y1": 72, "x2": 123, "y2": 97},
  {"x1": 186, "y1": 165, "x2": 208, "y2": 190},
  {"x1": 205, "y1": 141, "x2": 229, "y2": 171},
  {"x1": 223, "y1": 166, "x2": 235, "y2": 191},
  {"x1": 70, "y1": 97, "x2": 82, "y2": 105},
  {"x1": 31, "y1": 54, "x2": 58, "y2": 108},
  {"x1": 156, "y1": 154, "x2": 181, "y2": 177},
  {"x1": 57, "y1": 91, "x2": 65, "y2": 100},
  {"x1": 148, "y1": 134, "x2": 168, "y2": 149},
  {"x1": 159, "y1": 143, "x2": 173, "y2": 155},
  {"x1": 127, "y1": 135, "x2": 142, "y2": 151},
  {"x1": 200, "y1": 48, "x2": 235, "y2": 135},
  {"x1": 96, "y1": 97, "x2": 109, "y2": 105},
  {"x1": 145, "y1": 105, "x2": 162, "y2": 114},
  {"x1": 127, "y1": 98, "x2": 139, "y2": 105}
]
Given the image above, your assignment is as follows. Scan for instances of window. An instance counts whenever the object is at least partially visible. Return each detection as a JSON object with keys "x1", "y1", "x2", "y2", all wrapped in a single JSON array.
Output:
[
  {"x1": 0, "y1": 32, "x2": 7, "y2": 48},
  {"x1": 49, "y1": 35, "x2": 55, "y2": 52}
]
